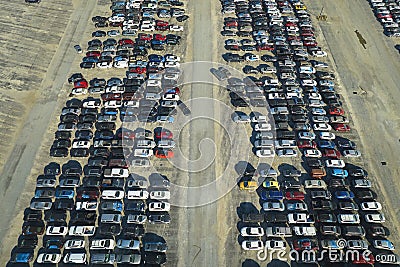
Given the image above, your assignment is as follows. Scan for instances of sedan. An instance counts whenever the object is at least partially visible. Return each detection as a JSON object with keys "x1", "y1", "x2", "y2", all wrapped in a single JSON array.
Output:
[
  {"x1": 240, "y1": 227, "x2": 264, "y2": 237},
  {"x1": 277, "y1": 149, "x2": 298, "y2": 157},
  {"x1": 342, "y1": 149, "x2": 361, "y2": 158},
  {"x1": 361, "y1": 201, "x2": 382, "y2": 211},
  {"x1": 335, "y1": 190, "x2": 355, "y2": 200},
  {"x1": 304, "y1": 149, "x2": 322, "y2": 158},
  {"x1": 241, "y1": 240, "x2": 264, "y2": 250}
]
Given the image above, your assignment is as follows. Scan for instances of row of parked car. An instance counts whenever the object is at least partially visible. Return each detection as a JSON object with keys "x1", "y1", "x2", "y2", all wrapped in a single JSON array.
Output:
[
  {"x1": 9, "y1": 0, "x2": 191, "y2": 265},
  {"x1": 80, "y1": 0, "x2": 189, "y2": 69},
  {"x1": 219, "y1": 0, "x2": 399, "y2": 265},
  {"x1": 368, "y1": 0, "x2": 400, "y2": 37}
]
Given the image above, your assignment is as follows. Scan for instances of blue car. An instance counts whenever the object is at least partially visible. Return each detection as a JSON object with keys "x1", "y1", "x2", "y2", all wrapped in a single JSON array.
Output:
[
  {"x1": 318, "y1": 140, "x2": 336, "y2": 149},
  {"x1": 151, "y1": 40, "x2": 165, "y2": 45},
  {"x1": 148, "y1": 54, "x2": 165, "y2": 62},
  {"x1": 55, "y1": 188, "x2": 75, "y2": 199},
  {"x1": 11, "y1": 253, "x2": 33, "y2": 263},
  {"x1": 335, "y1": 190, "x2": 355, "y2": 200},
  {"x1": 102, "y1": 108, "x2": 118, "y2": 115},
  {"x1": 260, "y1": 190, "x2": 284, "y2": 201},
  {"x1": 82, "y1": 56, "x2": 99, "y2": 63},
  {"x1": 330, "y1": 168, "x2": 349, "y2": 178}
]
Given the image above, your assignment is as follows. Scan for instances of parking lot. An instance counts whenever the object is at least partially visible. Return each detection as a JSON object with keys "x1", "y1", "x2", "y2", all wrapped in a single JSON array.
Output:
[{"x1": 1, "y1": 0, "x2": 400, "y2": 266}]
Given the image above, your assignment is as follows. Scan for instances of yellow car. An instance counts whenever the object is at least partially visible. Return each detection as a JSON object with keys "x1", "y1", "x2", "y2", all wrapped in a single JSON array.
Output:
[
  {"x1": 262, "y1": 180, "x2": 280, "y2": 190},
  {"x1": 294, "y1": 4, "x2": 307, "y2": 10},
  {"x1": 239, "y1": 181, "x2": 258, "y2": 191}
]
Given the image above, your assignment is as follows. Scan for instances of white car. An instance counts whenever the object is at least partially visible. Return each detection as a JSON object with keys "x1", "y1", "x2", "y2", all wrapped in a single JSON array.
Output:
[
  {"x1": 311, "y1": 108, "x2": 326, "y2": 115},
  {"x1": 256, "y1": 148, "x2": 275, "y2": 158},
  {"x1": 126, "y1": 190, "x2": 149, "y2": 200},
  {"x1": 240, "y1": 227, "x2": 264, "y2": 237},
  {"x1": 361, "y1": 202, "x2": 382, "y2": 211},
  {"x1": 97, "y1": 61, "x2": 112, "y2": 68},
  {"x1": 304, "y1": 149, "x2": 322, "y2": 158},
  {"x1": 64, "y1": 239, "x2": 85, "y2": 249},
  {"x1": 298, "y1": 131, "x2": 316, "y2": 140},
  {"x1": 304, "y1": 180, "x2": 327, "y2": 189},
  {"x1": 102, "y1": 190, "x2": 125, "y2": 200},
  {"x1": 114, "y1": 60, "x2": 129, "y2": 68},
  {"x1": 72, "y1": 140, "x2": 90, "y2": 149},
  {"x1": 365, "y1": 213, "x2": 386, "y2": 223},
  {"x1": 82, "y1": 100, "x2": 100, "y2": 108},
  {"x1": 76, "y1": 201, "x2": 98, "y2": 211},
  {"x1": 68, "y1": 226, "x2": 95, "y2": 236},
  {"x1": 308, "y1": 99, "x2": 326, "y2": 107},
  {"x1": 165, "y1": 61, "x2": 180, "y2": 68},
  {"x1": 90, "y1": 239, "x2": 116, "y2": 250},
  {"x1": 46, "y1": 226, "x2": 68, "y2": 236},
  {"x1": 312, "y1": 50, "x2": 327, "y2": 57},
  {"x1": 241, "y1": 240, "x2": 264, "y2": 250},
  {"x1": 325, "y1": 159, "x2": 345, "y2": 168},
  {"x1": 254, "y1": 123, "x2": 272, "y2": 131},
  {"x1": 353, "y1": 179, "x2": 372, "y2": 188},
  {"x1": 319, "y1": 132, "x2": 336, "y2": 140},
  {"x1": 337, "y1": 214, "x2": 360, "y2": 224},
  {"x1": 63, "y1": 252, "x2": 87, "y2": 264},
  {"x1": 162, "y1": 93, "x2": 180, "y2": 101},
  {"x1": 342, "y1": 150, "x2": 361, "y2": 158},
  {"x1": 157, "y1": 140, "x2": 176, "y2": 148},
  {"x1": 136, "y1": 139, "x2": 156, "y2": 148},
  {"x1": 313, "y1": 123, "x2": 332, "y2": 131},
  {"x1": 71, "y1": 88, "x2": 87, "y2": 95},
  {"x1": 37, "y1": 253, "x2": 62, "y2": 264},
  {"x1": 265, "y1": 240, "x2": 287, "y2": 250},
  {"x1": 262, "y1": 201, "x2": 285, "y2": 211},
  {"x1": 293, "y1": 226, "x2": 317, "y2": 236},
  {"x1": 148, "y1": 201, "x2": 170, "y2": 212},
  {"x1": 104, "y1": 100, "x2": 123, "y2": 108},
  {"x1": 165, "y1": 55, "x2": 180, "y2": 62},
  {"x1": 150, "y1": 190, "x2": 171, "y2": 200},
  {"x1": 169, "y1": 25, "x2": 184, "y2": 31},
  {"x1": 133, "y1": 149, "x2": 154, "y2": 158}
]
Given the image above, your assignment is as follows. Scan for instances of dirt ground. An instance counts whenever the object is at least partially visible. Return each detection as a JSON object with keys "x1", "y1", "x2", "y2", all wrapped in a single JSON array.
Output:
[{"x1": 0, "y1": 0, "x2": 400, "y2": 266}]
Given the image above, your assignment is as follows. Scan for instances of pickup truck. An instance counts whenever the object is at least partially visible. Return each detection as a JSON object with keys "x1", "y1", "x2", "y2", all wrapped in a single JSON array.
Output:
[
  {"x1": 265, "y1": 226, "x2": 292, "y2": 237},
  {"x1": 242, "y1": 213, "x2": 264, "y2": 223},
  {"x1": 275, "y1": 139, "x2": 297, "y2": 149}
]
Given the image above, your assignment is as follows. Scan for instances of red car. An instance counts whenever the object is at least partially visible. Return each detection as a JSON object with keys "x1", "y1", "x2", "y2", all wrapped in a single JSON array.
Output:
[
  {"x1": 155, "y1": 129, "x2": 173, "y2": 139},
  {"x1": 353, "y1": 253, "x2": 374, "y2": 265},
  {"x1": 292, "y1": 239, "x2": 318, "y2": 251},
  {"x1": 129, "y1": 67, "x2": 147, "y2": 74},
  {"x1": 225, "y1": 21, "x2": 238, "y2": 27},
  {"x1": 333, "y1": 124, "x2": 351, "y2": 132},
  {"x1": 153, "y1": 34, "x2": 166, "y2": 41},
  {"x1": 86, "y1": 51, "x2": 101, "y2": 57},
  {"x1": 328, "y1": 107, "x2": 345, "y2": 115},
  {"x1": 108, "y1": 158, "x2": 129, "y2": 168},
  {"x1": 164, "y1": 87, "x2": 180, "y2": 95},
  {"x1": 285, "y1": 191, "x2": 305, "y2": 200},
  {"x1": 156, "y1": 20, "x2": 169, "y2": 27},
  {"x1": 377, "y1": 13, "x2": 392, "y2": 19},
  {"x1": 226, "y1": 45, "x2": 240, "y2": 51},
  {"x1": 257, "y1": 45, "x2": 274, "y2": 51},
  {"x1": 119, "y1": 38, "x2": 134, "y2": 45},
  {"x1": 322, "y1": 149, "x2": 341, "y2": 159},
  {"x1": 297, "y1": 140, "x2": 317, "y2": 149},
  {"x1": 287, "y1": 36, "x2": 301, "y2": 41},
  {"x1": 74, "y1": 79, "x2": 88, "y2": 89},
  {"x1": 155, "y1": 149, "x2": 174, "y2": 159},
  {"x1": 109, "y1": 21, "x2": 123, "y2": 27},
  {"x1": 285, "y1": 22, "x2": 297, "y2": 27},
  {"x1": 138, "y1": 33, "x2": 152, "y2": 41},
  {"x1": 76, "y1": 189, "x2": 99, "y2": 200},
  {"x1": 102, "y1": 93, "x2": 122, "y2": 101},
  {"x1": 303, "y1": 41, "x2": 318, "y2": 46},
  {"x1": 301, "y1": 31, "x2": 315, "y2": 37}
]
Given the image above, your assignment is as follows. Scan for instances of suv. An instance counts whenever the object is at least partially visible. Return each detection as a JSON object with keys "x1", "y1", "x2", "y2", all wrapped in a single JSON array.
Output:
[{"x1": 90, "y1": 253, "x2": 116, "y2": 264}]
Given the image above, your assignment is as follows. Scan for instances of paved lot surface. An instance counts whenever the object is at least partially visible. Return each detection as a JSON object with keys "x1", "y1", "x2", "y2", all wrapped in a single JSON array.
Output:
[
  {"x1": 304, "y1": 0, "x2": 400, "y2": 248},
  {"x1": 0, "y1": 0, "x2": 97, "y2": 260}
]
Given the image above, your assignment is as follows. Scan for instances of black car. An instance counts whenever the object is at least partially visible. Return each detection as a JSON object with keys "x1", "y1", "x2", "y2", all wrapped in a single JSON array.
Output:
[
  {"x1": 45, "y1": 210, "x2": 67, "y2": 223},
  {"x1": 54, "y1": 199, "x2": 74, "y2": 211},
  {"x1": 91, "y1": 148, "x2": 110, "y2": 158},
  {"x1": 52, "y1": 139, "x2": 71, "y2": 149},
  {"x1": 125, "y1": 224, "x2": 145, "y2": 237},
  {"x1": 70, "y1": 148, "x2": 90, "y2": 157},
  {"x1": 80, "y1": 62, "x2": 95, "y2": 69},
  {"x1": 176, "y1": 15, "x2": 189, "y2": 22},
  {"x1": 23, "y1": 209, "x2": 43, "y2": 222},
  {"x1": 144, "y1": 252, "x2": 167, "y2": 265},
  {"x1": 96, "y1": 122, "x2": 116, "y2": 131},
  {"x1": 55, "y1": 131, "x2": 71, "y2": 140},
  {"x1": 95, "y1": 21, "x2": 108, "y2": 28},
  {"x1": 75, "y1": 130, "x2": 93, "y2": 140},
  {"x1": 125, "y1": 200, "x2": 146, "y2": 212},
  {"x1": 18, "y1": 235, "x2": 38, "y2": 249},
  {"x1": 68, "y1": 73, "x2": 83, "y2": 83},
  {"x1": 99, "y1": 224, "x2": 121, "y2": 236},
  {"x1": 82, "y1": 177, "x2": 102, "y2": 187},
  {"x1": 70, "y1": 211, "x2": 97, "y2": 225},
  {"x1": 50, "y1": 148, "x2": 68, "y2": 157},
  {"x1": 92, "y1": 30, "x2": 106, "y2": 37}
]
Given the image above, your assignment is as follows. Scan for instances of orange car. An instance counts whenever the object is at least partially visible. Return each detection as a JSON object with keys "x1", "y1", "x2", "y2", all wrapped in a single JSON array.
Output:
[{"x1": 155, "y1": 149, "x2": 174, "y2": 159}]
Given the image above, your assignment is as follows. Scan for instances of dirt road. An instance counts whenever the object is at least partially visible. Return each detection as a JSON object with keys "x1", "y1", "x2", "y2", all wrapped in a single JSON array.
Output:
[
  {"x1": 0, "y1": 0, "x2": 97, "y2": 258},
  {"x1": 305, "y1": 0, "x2": 400, "y2": 246}
]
